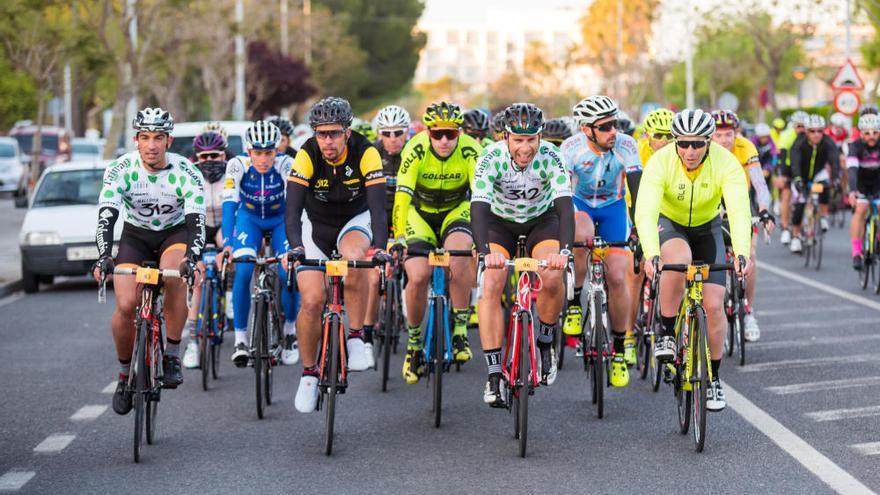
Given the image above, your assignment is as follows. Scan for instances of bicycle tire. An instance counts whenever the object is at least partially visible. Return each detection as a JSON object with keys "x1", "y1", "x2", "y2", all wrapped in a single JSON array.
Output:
[
  {"x1": 146, "y1": 392, "x2": 158, "y2": 445},
  {"x1": 200, "y1": 283, "x2": 211, "y2": 391},
  {"x1": 133, "y1": 318, "x2": 148, "y2": 463},
  {"x1": 692, "y1": 306, "x2": 709, "y2": 452},
  {"x1": 859, "y1": 225, "x2": 871, "y2": 288},
  {"x1": 592, "y1": 295, "x2": 606, "y2": 419},
  {"x1": 736, "y1": 290, "x2": 746, "y2": 367},
  {"x1": 264, "y1": 307, "x2": 274, "y2": 407},
  {"x1": 803, "y1": 208, "x2": 813, "y2": 267},
  {"x1": 518, "y1": 309, "x2": 531, "y2": 458},
  {"x1": 724, "y1": 274, "x2": 735, "y2": 357},
  {"x1": 676, "y1": 316, "x2": 691, "y2": 435},
  {"x1": 874, "y1": 223, "x2": 880, "y2": 294},
  {"x1": 815, "y1": 213, "x2": 824, "y2": 271},
  {"x1": 253, "y1": 300, "x2": 265, "y2": 420},
  {"x1": 381, "y1": 280, "x2": 396, "y2": 392},
  {"x1": 555, "y1": 318, "x2": 565, "y2": 371},
  {"x1": 432, "y1": 297, "x2": 444, "y2": 428},
  {"x1": 324, "y1": 313, "x2": 340, "y2": 456}
]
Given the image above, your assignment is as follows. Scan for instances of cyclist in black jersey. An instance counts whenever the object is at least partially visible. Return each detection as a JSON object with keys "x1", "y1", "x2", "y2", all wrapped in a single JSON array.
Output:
[{"x1": 789, "y1": 114, "x2": 839, "y2": 254}]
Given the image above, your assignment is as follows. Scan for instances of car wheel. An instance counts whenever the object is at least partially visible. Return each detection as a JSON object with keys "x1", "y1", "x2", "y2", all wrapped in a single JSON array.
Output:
[
  {"x1": 39, "y1": 274, "x2": 54, "y2": 285},
  {"x1": 22, "y1": 261, "x2": 39, "y2": 294}
]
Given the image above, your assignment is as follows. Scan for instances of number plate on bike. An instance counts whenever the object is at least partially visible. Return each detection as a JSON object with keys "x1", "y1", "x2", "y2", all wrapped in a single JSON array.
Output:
[
  {"x1": 136, "y1": 267, "x2": 160, "y2": 285},
  {"x1": 428, "y1": 252, "x2": 450, "y2": 266},
  {"x1": 591, "y1": 247, "x2": 608, "y2": 262},
  {"x1": 686, "y1": 265, "x2": 709, "y2": 282},
  {"x1": 514, "y1": 257, "x2": 539, "y2": 272},
  {"x1": 325, "y1": 260, "x2": 348, "y2": 276},
  {"x1": 811, "y1": 183, "x2": 824, "y2": 193}
]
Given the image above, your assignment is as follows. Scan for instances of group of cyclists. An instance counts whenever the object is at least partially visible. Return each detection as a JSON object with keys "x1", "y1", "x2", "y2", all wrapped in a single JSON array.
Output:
[{"x1": 93, "y1": 91, "x2": 877, "y2": 430}]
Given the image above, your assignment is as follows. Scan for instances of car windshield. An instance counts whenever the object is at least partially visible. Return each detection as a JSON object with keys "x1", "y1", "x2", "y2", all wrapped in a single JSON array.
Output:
[
  {"x1": 169, "y1": 135, "x2": 243, "y2": 160},
  {"x1": 32, "y1": 169, "x2": 104, "y2": 208},
  {"x1": 13, "y1": 134, "x2": 59, "y2": 155},
  {"x1": 0, "y1": 143, "x2": 15, "y2": 158},
  {"x1": 72, "y1": 142, "x2": 100, "y2": 154}
]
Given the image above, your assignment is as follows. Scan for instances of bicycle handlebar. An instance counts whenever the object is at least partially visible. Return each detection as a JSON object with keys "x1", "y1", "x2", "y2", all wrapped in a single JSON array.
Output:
[
  {"x1": 405, "y1": 249, "x2": 475, "y2": 258},
  {"x1": 98, "y1": 266, "x2": 191, "y2": 306}
]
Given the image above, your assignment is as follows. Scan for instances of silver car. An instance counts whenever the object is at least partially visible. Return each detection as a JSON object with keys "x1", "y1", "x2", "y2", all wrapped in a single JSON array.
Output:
[{"x1": 0, "y1": 137, "x2": 24, "y2": 193}]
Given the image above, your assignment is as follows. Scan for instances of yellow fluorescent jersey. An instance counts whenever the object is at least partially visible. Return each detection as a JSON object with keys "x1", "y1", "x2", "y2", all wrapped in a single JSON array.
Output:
[
  {"x1": 638, "y1": 138, "x2": 656, "y2": 166},
  {"x1": 730, "y1": 135, "x2": 760, "y2": 186},
  {"x1": 634, "y1": 141, "x2": 752, "y2": 259}
]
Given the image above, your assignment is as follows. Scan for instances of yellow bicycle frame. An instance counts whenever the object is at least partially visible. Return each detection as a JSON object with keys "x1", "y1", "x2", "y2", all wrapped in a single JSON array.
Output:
[{"x1": 671, "y1": 264, "x2": 714, "y2": 391}]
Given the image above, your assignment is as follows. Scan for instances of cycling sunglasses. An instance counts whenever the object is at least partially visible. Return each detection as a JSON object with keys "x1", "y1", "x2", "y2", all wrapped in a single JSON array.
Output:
[
  {"x1": 545, "y1": 138, "x2": 564, "y2": 146},
  {"x1": 591, "y1": 120, "x2": 619, "y2": 132},
  {"x1": 675, "y1": 139, "x2": 709, "y2": 149},
  {"x1": 380, "y1": 129, "x2": 406, "y2": 138},
  {"x1": 196, "y1": 151, "x2": 223, "y2": 160},
  {"x1": 429, "y1": 129, "x2": 460, "y2": 141},
  {"x1": 316, "y1": 129, "x2": 346, "y2": 140},
  {"x1": 651, "y1": 133, "x2": 673, "y2": 141}
]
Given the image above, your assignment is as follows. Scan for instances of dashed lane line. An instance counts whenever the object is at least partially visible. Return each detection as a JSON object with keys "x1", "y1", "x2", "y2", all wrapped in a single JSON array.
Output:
[
  {"x1": 806, "y1": 405, "x2": 880, "y2": 422},
  {"x1": 736, "y1": 354, "x2": 875, "y2": 373},
  {"x1": 70, "y1": 405, "x2": 107, "y2": 422},
  {"x1": 0, "y1": 471, "x2": 35, "y2": 491},
  {"x1": 33, "y1": 433, "x2": 76, "y2": 454},
  {"x1": 766, "y1": 376, "x2": 880, "y2": 395},
  {"x1": 757, "y1": 261, "x2": 880, "y2": 312},
  {"x1": 750, "y1": 333, "x2": 880, "y2": 350}
]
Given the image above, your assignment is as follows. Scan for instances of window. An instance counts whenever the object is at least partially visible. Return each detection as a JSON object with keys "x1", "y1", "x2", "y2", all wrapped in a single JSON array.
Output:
[
  {"x1": 0, "y1": 143, "x2": 16, "y2": 158},
  {"x1": 13, "y1": 134, "x2": 59, "y2": 154},
  {"x1": 33, "y1": 169, "x2": 105, "y2": 208}
]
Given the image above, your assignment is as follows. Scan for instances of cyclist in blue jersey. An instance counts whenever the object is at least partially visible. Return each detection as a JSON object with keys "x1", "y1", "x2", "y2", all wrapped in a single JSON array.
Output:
[
  {"x1": 560, "y1": 95, "x2": 642, "y2": 387},
  {"x1": 221, "y1": 121, "x2": 300, "y2": 367}
]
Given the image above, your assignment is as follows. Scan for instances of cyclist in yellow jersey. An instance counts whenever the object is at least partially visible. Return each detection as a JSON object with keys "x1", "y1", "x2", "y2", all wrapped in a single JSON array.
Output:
[
  {"x1": 711, "y1": 110, "x2": 775, "y2": 342},
  {"x1": 635, "y1": 109, "x2": 751, "y2": 412},
  {"x1": 394, "y1": 102, "x2": 481, "y2": 384}
]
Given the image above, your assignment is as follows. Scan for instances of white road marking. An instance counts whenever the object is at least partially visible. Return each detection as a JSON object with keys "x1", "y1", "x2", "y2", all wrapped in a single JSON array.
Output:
[
  {"x1": 757, "y1": 305, "x2": 857, "y2": 317},
  {"x1": 852, "y1": 442, "x2": 880, "y2": 456},
  {"x1": 806, "y1": 405, "x2": 880, "y2": 422},
  {"x1": 101, "y1": 381, "x2": 117, "y2": 394},
  {"x1": 758, "y1": 261, "x2": 880, "y2": 312},
  {"x1": 0, "y1": 471, "x2": 35, "y2": 491},
  {"x1": 766, "y1": 376, "x2": 880, "y2": 395},
  {"x1": 737, "y1": 354, "x2": 875, "y2": 373},
  {"x1": 767, "y1": 317, "x2": 878, "y2": 330},
  {"x1": 33, "y1": 433, "x2": 76, "y2": 453},
  {"x1": 0, "y1": 294, "x2": 23, "y2": 309},
  {"x1": 757, "y1": 286, "x2": 828, "y2": 295},
  {"x1": 725, "y1": 383, "x2": 875, "y2": 495},
  {"x1": 751, "y1": 333, "x2": 880, "y2": 350},
  {"x1": 70, "y1": 404, "x2": 108, "y2": 422}
]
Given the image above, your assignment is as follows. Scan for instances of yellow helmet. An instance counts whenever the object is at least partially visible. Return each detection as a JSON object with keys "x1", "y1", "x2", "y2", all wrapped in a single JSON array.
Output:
[
  {"x1": 643, "y1": 108, "x2": 675, "y2": 135},
  {"x1": 422, "y1": 102, "x2": 464, "y2": 129}
]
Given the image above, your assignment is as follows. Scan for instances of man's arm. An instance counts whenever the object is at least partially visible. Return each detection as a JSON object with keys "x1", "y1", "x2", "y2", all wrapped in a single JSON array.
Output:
[{"x1": 95, "y1": 159, "x2": 125, "y2": 259}]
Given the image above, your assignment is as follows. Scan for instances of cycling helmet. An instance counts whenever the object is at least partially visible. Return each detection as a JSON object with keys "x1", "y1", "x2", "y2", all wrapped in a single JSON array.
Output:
[
  {"x1": 193, "y1": 132, "x2": 227, "y2": 153},
  {"x1": 503, "y1": 103, "x2": 544, "y2": 135},
  {"x1": 542, "y1": 118, "x2": 573, "y2": 142},
  {"x1": 203, "y1": 121, "x2": 228, "y2": 139},
  {"x1": 374, "y1": 105, "x2": 411, "y2": 130},
  {"x1": 308, "y1": 96, "x2": 354, "y2": 128},
  {"x1": 352, "y1": 121, "x2": 377, "y2": 141},
  {"x1": 671, "y1": 109, "x2": 715, "y2": 138},
  {"x1": 245, "y1": 120, "x2": 281, "y2": 150},
  {"x1": 559, "y1": 116, "x2": 579, "y2": 136},
  {"x1": 462, "y1": 109, "x2": 490, "y2": 133},
  {"x1": 860, "y1": 104, "x2": 879, "y2": 116},
  {"x1": 859, "y1": 113, "x2": 880, "y2": 131},
  {"x1": 830, "y1": 112, "x2": 849, "y2": 128},
  {"x1": 133, "y1": 107, "x2": 173, "y2": 133},
  {"x1": 572, "y1": 95, "x2": 618, "y2": 126},
  {"x1": 806, "y1": 114, "x2": 826, "y2": 130},
  {"x1": 711, "y1": 109, "x2": 740, "y2": 130},
  {"x1": 643, "y1": 108, "x2": 675, "y2": 135},
  {"x1": 490, "y1": 112, "x2": 507, "y2": 134},
  {"x1": 422, "y1": 102, "x2": 464, "y2": 128},
  {"x1": 267, "y1": 116, "x2": 294, "y2": 137},
  {"x1": 618, "y1": 111, "x2": 636, "y2": 135},
  {"x1": 789, "y1": 110, "x2": 810, "y2": 126},
  {"x1": 754, "y1": 123, "x2": 772, "y2": 137},
  {"x1": 772, "y1": 117, "x2": 786, "y2": 129}
]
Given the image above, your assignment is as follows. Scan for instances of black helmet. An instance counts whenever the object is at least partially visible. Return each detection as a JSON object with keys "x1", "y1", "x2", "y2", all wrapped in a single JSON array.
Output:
[
  {"x1": 503, "y1": 103, "x2": 544, "y2": 135},
  {"x1": 308, "y1": 96, "x2": 353, "y2": 128},
  {"x1": 268, "y1": 116, "x2": 294, "y2": 137},
  {"x1": 490, "y1": 112, "x2": 506, "y2": 134},
  {"x1": 462, "y1": 109, "x2": 490, "y2": 133},
  {"x1": 542, "y1": 118, "x2": 572, "y2": 142}
]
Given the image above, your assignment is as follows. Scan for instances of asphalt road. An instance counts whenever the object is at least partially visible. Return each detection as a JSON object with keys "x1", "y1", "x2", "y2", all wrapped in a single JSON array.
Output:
[{"x1": 1, "y1": 215, "x2": 878, "y2": 494}]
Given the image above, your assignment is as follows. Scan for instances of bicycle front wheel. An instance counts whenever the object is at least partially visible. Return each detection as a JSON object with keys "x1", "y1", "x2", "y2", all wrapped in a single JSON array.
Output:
[
  {"x1": 324, "y1": 313, "x2": 341, "y2": 456},
  {"x1": 517, "y1": 310, "x2": 531, "y2": 458},
  {"x1": 432, "y1": 298, "x2": 444, "y2": 428},
  {"x1": 253, "y1": 300, "x2": 265, "y2": 419},
  {"x1": 199, "y1": 283, "x2": 211, "y2": 391},
  {"x1": 814, "y1": 213, "x2": 824, "y2": 271},
  {"x1": 380, "y1": 280, "x2": 396, "y2": 392},
  {"x1": 591, "y1": 296, "x2": 606, "y2": 419},
  {"x1": 133, "y1": 318, "x2": 148, "y2": 463},
  {"x1": 692, "y1": 306, "x2": 709, "y2": 452}
]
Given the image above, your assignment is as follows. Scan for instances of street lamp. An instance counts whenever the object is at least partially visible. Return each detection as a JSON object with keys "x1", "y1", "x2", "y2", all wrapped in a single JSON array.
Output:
[{"x1": 793, "y1": 66, "x2": 809, "y2": 108}]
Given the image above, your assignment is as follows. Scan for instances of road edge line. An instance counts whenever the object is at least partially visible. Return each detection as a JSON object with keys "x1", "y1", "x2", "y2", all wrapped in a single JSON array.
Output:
[{"x1": 757, "y1": 261, "x2": 880, "y2": 312}]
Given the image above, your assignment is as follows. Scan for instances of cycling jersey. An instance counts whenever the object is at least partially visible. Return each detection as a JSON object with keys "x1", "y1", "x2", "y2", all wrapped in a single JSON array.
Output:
[
  {"x1": 847, "y1": 139, "x2": 880, "y2": 198},
  {"x1": 728, "y1": 135, "x2": 771, "y2": 207},
  {"x1": 638, "y1": 138, "x2": 655, "y2": 166},
  {"x1": 634, "y1": 142, "x2": 752, "y2": 260},
  {"x1": 560, "y1": 132, "x2": 641, "y2": 209},
  {"x1": 376, "y1": 140, "x2": 403, "y2": 216},
  {"x1": 221, "y1": 154, "x2": 292, "y2": 246},
  {"x1": 392, "y1": 131, "x2": 481, "y2": 237},
  {"x1": 750, "y1": 136, "x2": 778, "y2": 173},
  {"x1": 790, "y1": 134, "x2": 839, "y2": 182}
]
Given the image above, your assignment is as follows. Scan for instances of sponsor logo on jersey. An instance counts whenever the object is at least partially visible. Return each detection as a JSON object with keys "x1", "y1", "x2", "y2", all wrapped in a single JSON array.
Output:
[{"x1": 421, "y1": 172, "x2": 463, "y2": 181}]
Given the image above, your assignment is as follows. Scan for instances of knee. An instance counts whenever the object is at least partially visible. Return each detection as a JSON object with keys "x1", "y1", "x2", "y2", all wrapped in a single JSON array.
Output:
[
  {"x1": 405, "y1": 265, "x2": 429, "y2": 287},
  {"x1": 299, "y1": 290, "x2": 324, "y2": 313},
  {"x1": 480, "y1": 273, "x2": 506, "y2": 299},
  {"x1": 703, "y1": 295, "x2": 724, "y2": 317}
]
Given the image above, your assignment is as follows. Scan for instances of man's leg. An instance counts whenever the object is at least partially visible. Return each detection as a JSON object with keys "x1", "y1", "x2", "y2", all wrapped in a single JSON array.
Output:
[
  {"x1": 851, "y1": 200, "x2": 869, "y2": 269},
  {"x1": 446, "y1": 230, "x2": 475, "y2": 362},
  {"x1": 533, "y1": 241, "x2": 563, "y2": 385},
  {"x1": 338, "y1": 229, "x2": 371, "y2": 371},
  {"x1": 656, "y1": 238, "x2": 691, "y2": 361},
  {"x1": 477, "y1": 245, "x2": 509, "y2": 407},
  {"x1": 159, "y1": 246, "x2": 187, "y2": 387},
  {"x1": 564, "y1": 212, "x2": 593, "y2": 343},
  {"x1": 294, "y1": 270, "x2": 326, "y2": 413}
]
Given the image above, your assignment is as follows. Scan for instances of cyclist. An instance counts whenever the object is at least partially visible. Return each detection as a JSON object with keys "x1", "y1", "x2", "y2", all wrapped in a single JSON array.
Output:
[
  {"x1": 462, "y1": 109, "x2": 494, "y2": 146},
  {"x1": 711, "y1": 110, "x2": 774, "y2": 342},
  {"x1": 222, "y1": 121, "x2": 299, "y2": 367},
  {"x1": 848, "y1": 113, "x2": 880, "y2": 271},
  {"x1": 394, "y1": 102, "x2": 481, "y2": 385},
  {"x1": 182, "y1": 131, "x2": 230, "y2": 368},
  {"x1": 777, "y1": 110, "x2": 809, "y2": 245},
  {"x1": 560, "y1": 95, "x2": 642, "y2": 384},
  {"x1": 363, "y1": 104, "x2": 412, "y2": 366},
  {"x1": 268, "y1": 116, "x2": 296, "y2": 156},
  {"x1": 542, "y1": 118, "x2": 573, "y2": 146},
  {"x1": 618, "y1": 111, "x2": 636, "y2": 136},
  {"x1": 93, "y1": 107, "x2": 206, "y2": 415},
  {"x1": 789, "y1": 114, "x2": 839, "y2": 254},
  {"x1": 635, "y1": 109, "x2": 752, "y2": 412},
  {"x1": 471, "y1": 102, "x2": 573, "y2": 406},
  {"x1": 490, "y1": 112, "x2": 506, "y2": 141},
  {"x1": 352, "y1": 119, "x2": 378, "y2": 142},
  {"x1": 638, "y1": 108, "x2": 675, "y2": 165},
  {"x1": 285, "y1": 96, "x2": 390, "y2": 413},
  {"x1": 751, "y1": 123, "x2": 778, "y2": 189}
]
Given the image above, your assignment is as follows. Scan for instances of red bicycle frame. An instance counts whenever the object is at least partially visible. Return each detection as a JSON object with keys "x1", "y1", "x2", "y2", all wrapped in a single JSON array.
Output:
[{"x1": 502, "y1": 270, "x2": 542, "y2": 389}]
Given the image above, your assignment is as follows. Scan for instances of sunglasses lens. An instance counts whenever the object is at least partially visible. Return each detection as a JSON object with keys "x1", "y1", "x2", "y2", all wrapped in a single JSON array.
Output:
[
  {"x1": 677, "y1": 140, "x2": 707, "y2": 149},
  {"x1": 430, "y1": 129, "x2": 459, "y2": 140},
  {"x1": 381, "y1": 130, "x2": 405, "y2": 138}
]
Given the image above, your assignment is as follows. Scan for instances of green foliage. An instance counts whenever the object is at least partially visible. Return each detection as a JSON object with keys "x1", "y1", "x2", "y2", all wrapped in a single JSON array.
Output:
[{"x1": 0, "y1": 55, "x2": 37, "y2": 130}]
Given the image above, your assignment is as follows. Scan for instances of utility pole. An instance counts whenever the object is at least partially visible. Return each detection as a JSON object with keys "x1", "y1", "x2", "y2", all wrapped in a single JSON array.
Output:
[
  {"x1": 124, "y1": 0, "x2": 138, "y2": 148},
  {"x1": 234, "y1": 0, "x2": 246, "y2": 120},
  {"x1": 304, "y1": 0, "x2": 312, "y2": 66}
]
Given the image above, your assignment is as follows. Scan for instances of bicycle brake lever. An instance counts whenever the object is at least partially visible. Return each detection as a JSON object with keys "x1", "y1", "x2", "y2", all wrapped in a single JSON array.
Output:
[{"x1": 98, "y1": 274, "x2": 107, "y2": 304}]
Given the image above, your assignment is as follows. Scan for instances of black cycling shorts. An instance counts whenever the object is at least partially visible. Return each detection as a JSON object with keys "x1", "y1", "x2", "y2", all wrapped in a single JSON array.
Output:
[
  {"x1": 658, "y1": 214, "x2": 725, "y2": 285},
  {"x1": 116, "y1": 223, "x2": 187, "y2": 267},
  {"x1": 488, "y1": 210, "x2": 560, "y2": 258}
]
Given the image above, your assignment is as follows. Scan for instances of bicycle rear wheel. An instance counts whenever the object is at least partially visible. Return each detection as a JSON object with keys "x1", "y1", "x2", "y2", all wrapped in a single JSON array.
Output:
[
  {"x1": 133, "y1": 319, "x2": 148, "y2": 463},
  {"x1": 517, "y1": 310, "x2": 531, "y2": 458},
  {"x1": 736, "y1": 291, "x2": 746, "y2": 367},
  {"x1": 432, "y1": 298, "x2": 444, "y2": 428},
  {"x1": 324, "y1": 314, "x2": 341, "y2": 456},
  {"x1": 692, "y1": 306, "x2": 709, "y2": 452},
  {"x1": 253, "y1": 300, "x2": 265, "y2": 419}
]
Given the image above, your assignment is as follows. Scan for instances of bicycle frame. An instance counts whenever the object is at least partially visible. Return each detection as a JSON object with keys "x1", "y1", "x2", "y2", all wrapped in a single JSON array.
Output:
[
  {"x1": 502, "y1": 260, "x2": 542, "y2": 392},
  {"x1": 319, "y1": 261, "x2": 349, "y2": 388},
  {"x1": 197, "y1": 248, "x2": 225, "y2": 346},
  {"x1": 584, "y1": 245, "x2": 610, "y2": 361},
  {"x1": 424, "y1": 254, "x2": 454, "y2": 368}
]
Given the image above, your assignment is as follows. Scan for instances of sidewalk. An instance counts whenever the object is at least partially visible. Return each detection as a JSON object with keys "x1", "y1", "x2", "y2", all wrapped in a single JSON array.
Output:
[{"x1": 0, "y1": 195, "x2": 26, "y2": 287}]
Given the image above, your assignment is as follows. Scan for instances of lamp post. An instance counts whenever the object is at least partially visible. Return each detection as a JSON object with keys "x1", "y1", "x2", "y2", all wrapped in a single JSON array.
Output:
[{"x1": 793, "y1": 66, "x2": 808, "y2": 108}]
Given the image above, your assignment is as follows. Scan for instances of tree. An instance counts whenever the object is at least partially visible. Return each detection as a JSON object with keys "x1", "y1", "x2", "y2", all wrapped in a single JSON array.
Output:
[
  {"x1": 859, "y1": 0, "x2": 880, "y2": 94},
  {"x1": 246, "y1": 41, "x2": 316, "y2": 118},
  {"x1": 743, "y1": 11, "x2": 811, "y2": 115},
  {"x1": 0, "y1": 54, "x2": 37, "y2": 130}
]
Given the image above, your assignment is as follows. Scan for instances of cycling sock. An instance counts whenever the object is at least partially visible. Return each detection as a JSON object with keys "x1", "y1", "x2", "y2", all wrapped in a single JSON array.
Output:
[
  {"x1": 283, "y1": 320, "x2": 297, "y2": 336},
  {"x1": 625, "y1": 328, "x2": 633, "y2": 339},
  {"x1": 852, "y1": 238, "x2": 863, "y2": 257},
  {"x1": 612, "y1": 331, "x2": 626, "y2": 354},
  {"x1": 711, "y1": 359, "x2": 721, "y2": 379},
  {"x1": 452, "y1": 309, "x2": 469, "y2": 336},
  {"x1": 348, "y1": 328, "x2": 363, "y2": 340},
  {"x1": 234, "y1": 329, "x2": 248, "y2": 346},
  {"x1": 407, "y1": 324, "x2": 422, "y2": 349},
  {"x1": 362, "y1": 325, "x2": 373, "y2": 344},
  {"x1": 119, "y1": 359, "x2": 131, "y2": 377},
  {"x1": 165, "y1": 338, "x2": 181, "y2": 358},
  {"x1": 302, "y1": 365, "x2": 318, "y2": 377},
  {"x1": 184, "y1": 319, "x2": 197, "y2": 339},
  {"x1": 661, "y1": 316, "x2": 676, "y2": 338},
  {"x1": 537, "y1": 320, "x2": 555, "y2": 346},
  {"x1": 484, "y1": 348, "x2": 502, "y2": 376}
]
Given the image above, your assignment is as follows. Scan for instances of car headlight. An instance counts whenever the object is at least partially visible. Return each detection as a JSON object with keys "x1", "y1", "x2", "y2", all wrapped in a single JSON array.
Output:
[{"x1": 23, "y1": 231, "x2": 62, "y2": 246}]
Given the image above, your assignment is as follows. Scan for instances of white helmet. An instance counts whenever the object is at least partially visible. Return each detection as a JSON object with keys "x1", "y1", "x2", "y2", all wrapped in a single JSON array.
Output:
[
  {"x1": 806, "y1": 114, "x2": 826, "y2": 130},
  {"x1": 373, "y1": 105, "x2": 411, "y2": 130},
  {"x1": 830, "y1": 112, "x2": 849, "y2": 128},
  {"x1": 755, "y1": 123, "x2": 771, "y2": 137},
  {"x1": 133, "y1": 107, "x2": 173, "y2": 133},
  {"x1": 789, "y1": 110, "x2": 810, "y2": 126},
  {"x1": 671, "y1": 109, "x2": 715, "y2": 138},
  {"x1": 203, "y1": 121, "x2": 228, "y2": 139},
  {"x1": 573, "y1": 95, "x2": 619, "y2": 126},
  {"x1": 859, "y1": 113, "x2": 880, "y2": 131},
  {"x1": 245, "y1": 120, "x2": 281, "y2": 150}
]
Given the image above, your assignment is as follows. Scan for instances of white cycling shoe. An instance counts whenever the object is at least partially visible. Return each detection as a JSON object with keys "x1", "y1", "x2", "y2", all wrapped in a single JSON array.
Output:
[
  {"x1": 347, "y1": 337, "x2": 369, "y2": 372},
  {"x1": 294, "y1": 375, "x2": 319, "y2": 413}
]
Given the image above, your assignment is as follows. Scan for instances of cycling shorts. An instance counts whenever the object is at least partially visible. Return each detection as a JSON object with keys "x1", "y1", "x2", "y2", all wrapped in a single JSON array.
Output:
[
  {"x1": 116, "y1": 222, "x2": 187, "y2": 268},
  {"x1": 658, "y1": 214, "x2": 725, "y2": 285},
  {"x1": 404, "y1": 201, "x2": 472, "y2": 252},
  {"x1": 300, "y1": 209, "x2": 372, "y2": 268},
  {"x1": 487, "y1": 209, "x2": 559, "y2": 258},
  {"x1": 573, "y1": 196, "x2": 630, "y2": 243},
  {"x1": 231, "y1": 211, "x2": 289, "y2": 259}
]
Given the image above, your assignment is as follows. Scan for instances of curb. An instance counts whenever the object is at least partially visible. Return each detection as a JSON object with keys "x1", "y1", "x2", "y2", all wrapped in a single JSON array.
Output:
[{"x1": 0, "y1": 279, "x2": 23, "y2": 298}]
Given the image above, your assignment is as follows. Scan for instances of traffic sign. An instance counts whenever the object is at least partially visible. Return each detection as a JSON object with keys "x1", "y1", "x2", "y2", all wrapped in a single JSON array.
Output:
[
  {"x1": 834, "y1": 90, "x2": 861, "y2": 115},
  {"x1": 831, "y1": 59, "x2": 865, "y2": 90}
]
